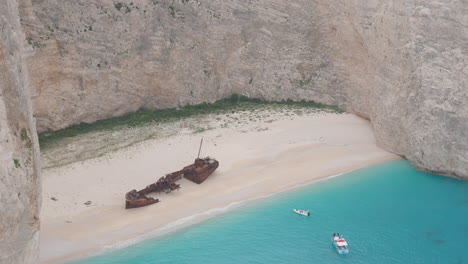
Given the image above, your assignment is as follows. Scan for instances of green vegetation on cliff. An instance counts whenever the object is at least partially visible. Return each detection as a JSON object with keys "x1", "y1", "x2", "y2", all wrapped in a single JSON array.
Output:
[{"x1": 38, "y1": 95, "x2": 343, "y2": 148}]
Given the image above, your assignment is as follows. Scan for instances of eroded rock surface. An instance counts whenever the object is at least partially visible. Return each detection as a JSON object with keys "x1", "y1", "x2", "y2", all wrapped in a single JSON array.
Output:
[
  {"x1": 0, "y1": 0, "x2": 41, "y2": 262},
  {"x1": 19, "y1": 0, "x2": 468, "y2": 179},
  {"x1": 331, "y1": 1, "x2": 468, "y2": 179}
]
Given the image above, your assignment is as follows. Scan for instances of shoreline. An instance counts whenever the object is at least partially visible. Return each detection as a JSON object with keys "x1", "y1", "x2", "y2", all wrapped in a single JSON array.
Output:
[
  {"x1": 39, "y1": 112, "x2": 400, "y2": 264},
  {"x1": 85, "y1": 158, "x2": 396, "y2": 259}
]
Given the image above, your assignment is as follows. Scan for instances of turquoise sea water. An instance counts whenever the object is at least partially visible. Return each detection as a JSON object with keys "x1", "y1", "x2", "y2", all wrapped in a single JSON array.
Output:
[{"x1": 72, "y1": 161, "x2": 467, "y2": 264}]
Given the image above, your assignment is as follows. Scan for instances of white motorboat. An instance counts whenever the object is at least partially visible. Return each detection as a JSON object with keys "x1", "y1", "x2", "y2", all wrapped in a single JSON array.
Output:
[
  {"x1": 293, "y1": 209, "x2": 310, "y2": 216},
  {"x1": 332, "y1": 233, "x2": 349, "y2": 254}
]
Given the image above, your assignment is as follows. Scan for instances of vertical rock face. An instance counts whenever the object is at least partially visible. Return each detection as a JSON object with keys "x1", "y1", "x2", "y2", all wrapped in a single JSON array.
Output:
[
  {"x1": 330, "y1": 0, "x2": 468, "y2": 179},
  {"x1": 20, "y1": 0, "x2": 350, "y2": 132},
  {"x1": 0, "y1": 0, "x2": 41, "y2": 263},
  {"x1": 18, "y1": 0, "x2": 468, "y2": 179}
]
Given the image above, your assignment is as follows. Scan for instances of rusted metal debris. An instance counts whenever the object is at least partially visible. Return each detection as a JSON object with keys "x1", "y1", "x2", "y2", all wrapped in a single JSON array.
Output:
[
  {"x1": 125, "y1": 189, "x2": 159, "y2": 209},
  {"x1": 125, "y1": 139, "x2": 219, "y2": 209},
  {"x1": 182, "y1": 157, "x2": 219, "y2": 184}
]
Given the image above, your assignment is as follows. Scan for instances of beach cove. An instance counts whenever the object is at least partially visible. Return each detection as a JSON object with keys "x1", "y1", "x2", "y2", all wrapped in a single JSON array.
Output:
[
  {"x1": 40, "y1": 111, "x2": 400, "y2": 263},
  {"x1": 72, "y1": 160, "x2": 468, "y2": 264}
]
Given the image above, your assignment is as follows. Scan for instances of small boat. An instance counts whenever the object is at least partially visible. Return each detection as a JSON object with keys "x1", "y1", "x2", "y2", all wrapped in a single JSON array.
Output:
[
  {"x1": 293, "y1": 209, "x2": 310, "y2": 216},
  {"x1": 332, "y1": 233, "x2": 349, "y2": 254}
]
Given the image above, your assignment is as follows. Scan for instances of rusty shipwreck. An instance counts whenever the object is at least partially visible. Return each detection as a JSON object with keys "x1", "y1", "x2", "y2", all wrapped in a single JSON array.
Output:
[{"x1": 125, "y1": 139, "x2": 219, "y2": 209}]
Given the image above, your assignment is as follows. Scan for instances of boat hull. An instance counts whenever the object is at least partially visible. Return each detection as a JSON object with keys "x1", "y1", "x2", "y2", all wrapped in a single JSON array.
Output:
[
  {"x1": 125, "y1": 190, "x2": 159, "y2": 209},
  {"x1": 125, "y1": 198, "x2": 159, "y2": 209},
  {"x1": 124, "y1": 157, "x2": 219, "y2": 208},
  {"x1": 293, "y1": 209, "x2": 310, "y2": 216},
  {"x1": 183, "y1": 158, "x2": 219, "y2": 184},
  {"x1": 333, "y1": 243, "x2": 349, "y2": 254},
  {"x1": 331, "y1": 234, "x2": 349, "y2": 254}
]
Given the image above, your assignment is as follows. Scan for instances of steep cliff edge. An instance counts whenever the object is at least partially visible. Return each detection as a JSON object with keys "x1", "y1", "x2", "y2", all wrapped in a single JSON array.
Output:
[
  {"x1": 329, "y1": 1, "x2": 468, "y2": 179},
  {"x1": 19, "y1": 0, "x2": 467, "y2": 179},
  {"x1": 0, "y1": 0, "x2": 41, "y2": 263}
]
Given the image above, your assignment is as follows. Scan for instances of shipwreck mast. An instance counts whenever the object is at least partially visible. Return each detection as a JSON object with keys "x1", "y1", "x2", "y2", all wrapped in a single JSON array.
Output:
[{"x1": 197, "y1": 138, "x2": 203, "y2": 159}]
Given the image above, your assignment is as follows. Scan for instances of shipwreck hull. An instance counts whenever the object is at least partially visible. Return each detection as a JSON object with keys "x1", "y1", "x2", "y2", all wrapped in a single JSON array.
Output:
[
  {"x1": 183, "y1": 158, "x2": 219, "y2": 184},
  {"x1": 125, "y1": 156, "x2": 219, "y2": 209},
  {"x1": 125, "y1": 190, "x2": 159, "y2": 209},
  {"x1": 125, "y1": 198, "x2": 159, "y2": 209}
]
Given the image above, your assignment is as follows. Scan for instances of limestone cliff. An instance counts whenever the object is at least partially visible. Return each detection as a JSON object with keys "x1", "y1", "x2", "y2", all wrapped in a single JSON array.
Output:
[
  {"x1": 326, "y1": 1, "x2": 468, "y2": 179},
  {"x1": 19, "y1": 0, "x2": 467, "y2": 179},
  {"x1": 0, "y1": 0, "x2": 41, "y2": 263}
]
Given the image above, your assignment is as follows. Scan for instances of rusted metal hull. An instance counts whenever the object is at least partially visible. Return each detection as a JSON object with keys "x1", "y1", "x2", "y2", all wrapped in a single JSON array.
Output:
[
  {"x1": 125, "y1": 157, "x2": 219, "y2": 209},
  {"x1": 183, "y1": 158, "x2": 219, "y2": 184},
  {"x1": 125, "y1": 189, "x2": 159, "y2": 209},
  {"x1": 139, "y1": 178, "x2": 181, "y2": 195},
  {"x1": 125, "y1": 197, "x2": 159, "y2": 209}
]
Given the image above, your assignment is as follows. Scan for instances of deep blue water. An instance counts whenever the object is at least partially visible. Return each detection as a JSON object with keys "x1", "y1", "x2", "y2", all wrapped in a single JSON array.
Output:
[{"x1": 72, "y1": 161, "x2": 468, "y2": 264}]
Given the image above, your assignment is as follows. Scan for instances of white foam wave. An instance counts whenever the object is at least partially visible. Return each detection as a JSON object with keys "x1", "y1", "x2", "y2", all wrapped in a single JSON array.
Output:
[{"x1": 92, "y1": 171, "x2": 349, "y2": 257}]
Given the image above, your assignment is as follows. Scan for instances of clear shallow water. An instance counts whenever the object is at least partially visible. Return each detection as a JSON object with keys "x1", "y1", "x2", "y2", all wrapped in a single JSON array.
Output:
[{"x1": 72, "y1": 161, "x2": 468, "y2": 264}]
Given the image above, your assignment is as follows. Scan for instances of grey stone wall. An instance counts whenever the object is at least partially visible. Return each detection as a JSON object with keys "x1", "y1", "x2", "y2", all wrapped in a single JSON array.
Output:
[{"x1": 0, "y1": 0, "x2": 41, "y2": 262}]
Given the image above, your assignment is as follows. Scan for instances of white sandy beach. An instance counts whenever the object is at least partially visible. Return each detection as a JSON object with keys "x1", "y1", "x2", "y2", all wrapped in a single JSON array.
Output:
[{"x1": 40, "y1": 112, "x2": 400, "y2": 263}]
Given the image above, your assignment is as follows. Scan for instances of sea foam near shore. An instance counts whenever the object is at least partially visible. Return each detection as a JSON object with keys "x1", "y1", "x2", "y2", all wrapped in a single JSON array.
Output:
[
  {"x1": 72, "y1": 161, "x2": 468, "y2": 264},
  {"x1": 95, "y1": 172, "x2": 348, "y2": 256}
]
